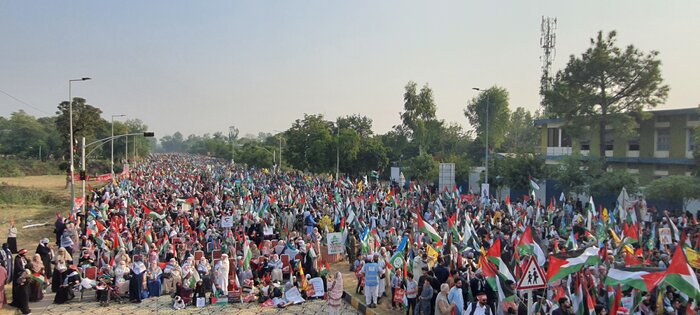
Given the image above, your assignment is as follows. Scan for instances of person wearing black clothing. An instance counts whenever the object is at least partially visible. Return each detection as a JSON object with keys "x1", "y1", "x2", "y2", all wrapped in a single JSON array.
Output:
[
  {"x1": 427, "y1": 271, "x2": 440, "y2": 315},
  {"x1": 9, "y1": 249, "x2": 30, "y2": 314},
  {"x1": 54, "y1": 266, "x2": 80, "y2": 304},
  {"x1": 552, "y1": 297, "x2": 574, "y2": 315},
  {"x1": 35, "y1": 239, "x2": 52, "y2": 278},
  {"x1": 54, "y1": 216, "x2": 65, "y2": 247},
  {"x1": 433, "y1": 258, "x2": 449, "y2": 284}
]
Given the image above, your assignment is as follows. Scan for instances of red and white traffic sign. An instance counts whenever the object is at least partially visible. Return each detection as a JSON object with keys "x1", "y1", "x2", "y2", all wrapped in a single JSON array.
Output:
[{"x1": 517, "y1": 256, "x2": 547, "y2": 290}]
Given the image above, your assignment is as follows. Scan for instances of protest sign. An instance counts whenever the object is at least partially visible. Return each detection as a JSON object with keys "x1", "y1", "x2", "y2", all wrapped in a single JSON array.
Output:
[
  {"x1": 309, "y1": 277, "x2": 325, "y2": 297},
  {"x1": 327, "y1": 232, "x2": 345, "y2": 255}
]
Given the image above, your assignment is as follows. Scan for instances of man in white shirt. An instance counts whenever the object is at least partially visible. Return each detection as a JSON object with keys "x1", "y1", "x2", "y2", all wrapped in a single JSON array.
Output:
[{"x1": 465, "y1": 291, "x2": 494, "y2": 315}]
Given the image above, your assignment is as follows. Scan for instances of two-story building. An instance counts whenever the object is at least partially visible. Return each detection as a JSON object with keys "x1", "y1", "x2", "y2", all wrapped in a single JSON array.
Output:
[{"x1": 535, "y1": 107, "x2": 698, "y2": 182}]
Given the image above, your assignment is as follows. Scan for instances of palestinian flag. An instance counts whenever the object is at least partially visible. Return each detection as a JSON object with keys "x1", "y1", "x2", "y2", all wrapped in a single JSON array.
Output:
[
  {"x1": 662, "y1": 243, "x2": 700, "y2": 302},
  {"x1": 547, "y1": 247, "x2": 601, "y2": 283},
  {"x1": 486, "y1": 238, "x2": 515, "y2": 282},
  {"x1": 479, "y1": 256, "x2": 516, "y2": 304},
  {"x1": 29, "y1": 273, "x2": 47, "y2": 286},
  {"x1": 143, "y1": 205, "x2": 163, "y2": 220},
  {"x1": 388, "y1": 236, "x2": 408, "y2": 269},
  {"x1": 604, "y1": 267, "x2": 666, "y2": 292},
  {"x1": 417, "y1": 213, "x2": 441, "y2": 243},
  {"x1": 517, "y1": 226, "x2": 546, "y2": 265},
  {"x1": 243, "y1": 237, "x2": 252, "y2": 270},
  {"x1": 447, "y1": 213, "x2": 461, "y2": 242}
]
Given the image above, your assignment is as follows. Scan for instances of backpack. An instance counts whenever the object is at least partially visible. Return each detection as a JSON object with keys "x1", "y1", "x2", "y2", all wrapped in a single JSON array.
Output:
[{"x1": 468, "y1": 302, "x2": 493, "y2": 315}]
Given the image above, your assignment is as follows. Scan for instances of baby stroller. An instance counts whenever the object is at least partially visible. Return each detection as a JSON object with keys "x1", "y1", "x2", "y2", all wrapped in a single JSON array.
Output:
[{"x1": 95, "y1": 275, "x2": 125, "y2": 306}]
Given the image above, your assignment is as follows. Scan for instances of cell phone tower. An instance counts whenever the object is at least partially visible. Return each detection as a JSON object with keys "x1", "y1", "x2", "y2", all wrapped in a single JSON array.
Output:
[{"x1": 539, "y1": 16, "x2": 557, "y2": 114}]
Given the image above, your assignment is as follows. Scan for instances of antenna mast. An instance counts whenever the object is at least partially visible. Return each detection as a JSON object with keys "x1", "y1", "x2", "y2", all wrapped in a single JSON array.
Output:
[{"x1": 539, "y1": 16, "x2": 557, "y2": 114}]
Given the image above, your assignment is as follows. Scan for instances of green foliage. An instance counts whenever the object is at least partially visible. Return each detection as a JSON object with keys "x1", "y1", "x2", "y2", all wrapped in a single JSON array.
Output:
[
  {"x1": 401, "y1": 82, "x2": 442, "y2": 154},
  {"x1": 544, "y1": 31, "x2": 669, "y2": 165},
  {"x1": 589, "y1": 169, "x2": 638, "y2": 198},
  {"x1": 500, "y1": 155, "x2": 546, "y2": 191},
  {"x1": 551, "y1": 154, "x2": 591, "y2": 195},
  {"x1": 236, "y1": 142, "x2": 275, "y2": 169},
  {"x1": 442, "y1": 154, "x2": 472, "y2": 183},
  {"x1": 0, "y1": 160, "x2": 63, "y2": 177},
  {"x1": 644, "y1": 175, "x2": 700, "y2": 210},
  {"x1": 502, "y1": 107, "x2": 540, "y2": 153},
  {"x1": 406, "y1": 153, "x2": 438, "y2": 183},
  {"x1": 464, "y1": 86, "x2": 511, "y2": 154},
  {"x1": 0, "y1": 184, "x2": 67, "y2": 206},
  {"x1": 55, "y1": 98, "x2": 106, "y2": 158}
]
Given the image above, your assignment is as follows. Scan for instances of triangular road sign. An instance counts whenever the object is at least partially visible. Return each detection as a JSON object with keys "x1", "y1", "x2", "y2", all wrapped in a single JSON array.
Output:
[{"x1": 517, "y1": 256, "x2": 547, "y2": 290}]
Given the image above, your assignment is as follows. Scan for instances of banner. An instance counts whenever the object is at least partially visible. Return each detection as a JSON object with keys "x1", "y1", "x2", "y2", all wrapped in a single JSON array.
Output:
[
  {"x1": 659, "y1": 228, "x2": 672, "y2": 245},
  {"x1": 308, "y1": 277, "x2": 325, "y2": 297},
  {"x1": 326, "y1": 232, "x2": 345, "y2": 255},
  {"x1": 285, "y1": 287, "x2": 305, "y2": 304},
  {"x1": 95, "y1": 173, "x2": 113, "y2": 182},
  {"x1": 221, "y1": 216, "x2": 234, "y2": 228}
]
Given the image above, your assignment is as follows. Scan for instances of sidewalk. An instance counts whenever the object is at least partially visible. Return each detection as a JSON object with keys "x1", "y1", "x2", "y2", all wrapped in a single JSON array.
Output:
[{"x1": 329, "y1": 261, "x2": 402, "y2": 315}]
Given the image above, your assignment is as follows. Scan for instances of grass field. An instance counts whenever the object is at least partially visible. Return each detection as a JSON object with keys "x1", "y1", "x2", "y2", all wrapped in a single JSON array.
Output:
[{"x1": 0, "y1": 175, "x2": 70, "y2": 315}]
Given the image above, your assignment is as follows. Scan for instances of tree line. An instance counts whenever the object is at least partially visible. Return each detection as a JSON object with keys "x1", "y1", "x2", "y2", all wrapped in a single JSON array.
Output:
[{"x1": 0, "y1": 98, "x2": 152, "y2": 174}]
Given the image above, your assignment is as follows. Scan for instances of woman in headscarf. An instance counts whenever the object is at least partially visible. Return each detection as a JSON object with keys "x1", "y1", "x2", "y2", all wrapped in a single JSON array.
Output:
[
  {"x1": 269, "y1": 254, "x2": 283, "y2": 282},
  {"x1": 114, "y1": 260, "x2": 131, "y2": 296},
  {"x1": 327, "y1": 271, "x2": 344, "y2": 315},
  {"x1": 51, "y1": 247, "x2": 71, "y2": 293},
  {"x1": 129, "y1": 256, "x2": 147, "y2": 303},
  {"x1": 35, "y1": 238, "x2": 52, "y2": 278},
  {"x1": 162, "y1": 258, "x2": 182, "y2": 295},
  {"x1": 213, "y1": 254, "x2": 229, "y2": 295},
  {"x1": 196, "y1": 257, "x2": 211, "y2": 292},
  {"x1": 54, "y1": 265, "x2": 80, "y2": 304},
  {"x1": 28, "y1": 254, "x2": 45, "y2": 302},
  {"x1": 146, "y1": 257, "x2": 162, "y2": 297}
]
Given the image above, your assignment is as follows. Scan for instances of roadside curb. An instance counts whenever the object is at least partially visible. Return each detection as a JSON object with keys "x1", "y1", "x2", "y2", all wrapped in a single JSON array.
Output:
[{"x1": 342, "y1": 290, "x2": 376, "y2": 315}]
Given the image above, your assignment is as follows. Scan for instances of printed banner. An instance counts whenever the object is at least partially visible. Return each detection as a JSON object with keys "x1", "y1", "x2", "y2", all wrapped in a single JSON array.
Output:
[{"x1": 326, "y1": 232, "x2": 345, "y2": 255}]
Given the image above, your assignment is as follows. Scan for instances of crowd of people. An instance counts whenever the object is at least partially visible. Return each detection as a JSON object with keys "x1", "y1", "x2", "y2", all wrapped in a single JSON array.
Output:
[{"x1": 0, "y1": 153, "x2": 698, "y2": 315}]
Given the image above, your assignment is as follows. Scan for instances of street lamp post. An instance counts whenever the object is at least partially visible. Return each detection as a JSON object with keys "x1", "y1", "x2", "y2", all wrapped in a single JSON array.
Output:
[
  {"x1": 473, "y1": 87, "x2": 490, "y2": 184},
  {"x1": 111, "y1": 114, "x2": 126, "y2": 175},
  {"x1": 273, "y1": 130, "x2": 283, "y2": 172},
  {"x1": 336, "y1": 122, "x2": 340, "y2": 181},
  {"x1": 68, "y1": 77, "x2": 91, "y2": 213}
]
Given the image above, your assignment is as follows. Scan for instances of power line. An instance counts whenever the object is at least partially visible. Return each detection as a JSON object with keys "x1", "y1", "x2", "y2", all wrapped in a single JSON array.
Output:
[{"x1": 0, "y1": 88, "x2": 52, "y2": 116}]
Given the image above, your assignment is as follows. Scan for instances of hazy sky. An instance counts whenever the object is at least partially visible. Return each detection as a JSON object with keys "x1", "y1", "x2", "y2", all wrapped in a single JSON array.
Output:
[{"x1": 1, "y1": 1, "x2": 698, "y2": 139}]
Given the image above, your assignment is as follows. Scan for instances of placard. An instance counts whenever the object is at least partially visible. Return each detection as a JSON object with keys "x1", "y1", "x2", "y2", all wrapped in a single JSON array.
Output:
[
  {"x1": 285, "y1": 287, "x2": 305, "y2": 304},
  {"x1": 659, "y1": 228, "x2": 672, "y2": 245},
  {"x1": 308, "y1": 277, "x2": 325, "y2": 297},
  {"x1": 221, "y1": 216, "x2": 234, "y2": 228},
  {"x1": 326, "y1": 232, "x2": 345, "y2": 255},
  {"x1": 263, "y1": 226, "x2": 274, "y2": 236}
]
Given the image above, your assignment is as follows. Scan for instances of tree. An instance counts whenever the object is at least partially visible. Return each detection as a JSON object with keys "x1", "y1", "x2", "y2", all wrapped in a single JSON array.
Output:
[
  {"x1": 354, "y1": 136, "x2": 389, "y2": 175},
  {"x1": 284, "y1": 114, "x2": 334, "y2": 172},
  {"x1": 501, "y1": 155, "x2": 546, "y2": 191},
  {"x1": 464, "y1": 86, "x2": 511, "y2": 157},
  {"x1": 401, "y1": 82, "x2": 440, "y2": 154},
  {"x1": 644, "y1": 175, "x2": 700, "y2": 211},
  {"x1": 124, "y1": 119, "x2": 152, "y2": 158},
  {"x1": 236, "y1": 142, "x2": 275, "y2": 169},
  {"x1": 544, "y1": 31, "x2": 669, "y2": 166},
  {"x1": 0, "y1": 111, "x2": 47, "y2": 158},
  {"x1": 442, "y1": 154, "x2": 472, "y2": 184},
  {"x1": 159, "y1": 131, "x2": 185, "y2": 152},
  {"x1": 338, "y1": 114, "x2": 373, "y2": 138},
  {"x1": 589, "y1": 170, "x2": 638, "y2": 199},
  {"x1": 406, "y1": 153, "x2": 438, "y2": 183},
  {"x1": 552, "y1": 154, "x2": 591, "y2": 195},
  {"x1": 337, "y1": 128, "x2": 361, "y2": 175},
  {"x1": 55, "y1": 97, "x2": 106, "y2": 158},
  {"x1": 502, "y1": 107, "x2": 539, "y2": 153}
]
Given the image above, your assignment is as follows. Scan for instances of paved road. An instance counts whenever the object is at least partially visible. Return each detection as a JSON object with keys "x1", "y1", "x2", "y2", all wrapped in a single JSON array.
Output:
[{"x1": 20, "y1": 291, "x2": 357, "y2": 315}]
